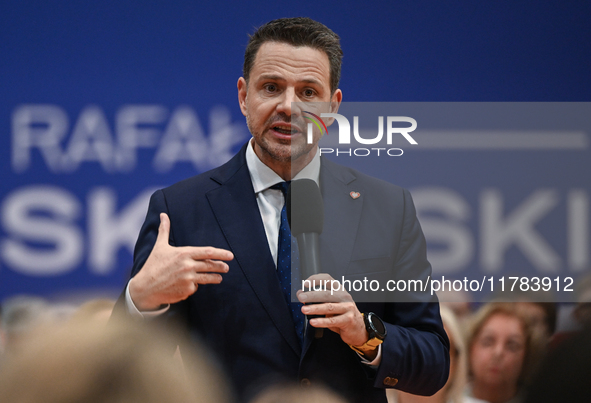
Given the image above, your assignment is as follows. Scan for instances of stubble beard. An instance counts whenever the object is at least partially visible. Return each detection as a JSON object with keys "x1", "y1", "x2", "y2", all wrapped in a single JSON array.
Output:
[{"x1": 246, "y1": 114, "x2": 315, "y2": 165}]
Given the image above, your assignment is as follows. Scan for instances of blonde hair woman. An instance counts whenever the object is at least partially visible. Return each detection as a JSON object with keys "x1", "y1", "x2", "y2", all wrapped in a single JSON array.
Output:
[
  {"x1": 388, "y1": 306, "x2": 468, "y2": 403},
  {"x1": 464, "y1": 302, "x2": 544, "y2": 403}
]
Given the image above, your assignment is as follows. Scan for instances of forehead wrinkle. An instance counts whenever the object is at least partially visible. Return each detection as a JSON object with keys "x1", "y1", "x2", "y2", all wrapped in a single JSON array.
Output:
[
  {"x1": 250, "y1": 43, "x2": 330, "y2": 89},
  {"x1": 255, "y1": 61, "x2": 328, "y2": 83}
]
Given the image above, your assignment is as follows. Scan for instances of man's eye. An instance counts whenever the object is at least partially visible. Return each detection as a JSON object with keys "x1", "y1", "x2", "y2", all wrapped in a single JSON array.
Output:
[
  {"x1": 265, "y1": 84, "x2": 277, "y2": 92},
  {"x1": 303, "y1": 89, "x2": 315, "y2": 97}
]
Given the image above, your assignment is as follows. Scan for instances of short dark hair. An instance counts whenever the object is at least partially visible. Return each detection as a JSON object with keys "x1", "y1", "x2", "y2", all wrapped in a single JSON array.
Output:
[{"x1": 243, "y1": 17, "x2": 343, "y2": 94}]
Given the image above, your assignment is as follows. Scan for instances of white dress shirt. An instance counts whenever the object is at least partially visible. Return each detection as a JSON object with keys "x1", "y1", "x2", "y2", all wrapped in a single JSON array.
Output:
[{"x1": 245, "y1": 139, "x2": 320, "y2": 266}]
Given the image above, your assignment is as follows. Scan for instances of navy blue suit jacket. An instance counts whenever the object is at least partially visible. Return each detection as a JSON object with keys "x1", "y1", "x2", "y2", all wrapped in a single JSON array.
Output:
[{"x1": 124, "y1": 142, "x2": 449, "y2": 403}]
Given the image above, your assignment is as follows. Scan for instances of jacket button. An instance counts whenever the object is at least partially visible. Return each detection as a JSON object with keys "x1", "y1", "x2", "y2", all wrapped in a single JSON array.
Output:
[
  {"x1": 300, "y1": 378, "x2": 311, "y2": 387},
  {"x1": 383, "y1": 377, "x2": 398, "y2": 387}
]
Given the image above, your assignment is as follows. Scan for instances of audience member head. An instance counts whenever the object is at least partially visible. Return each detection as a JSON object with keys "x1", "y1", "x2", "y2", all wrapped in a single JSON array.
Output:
[
  {"x1": 390, "y1": 306, "x2": 467, "y2": 403},
  {"x1": 250, "y1": 383, "x2": 347, "y2": 403},
  {"x1": 0, "y1": 302, "x2": 4, "y2": 354},
  {"x1": 467, "y1": 302, "x2": 544, "y2": 403},
  {"x1": 0, "y1": 317, "x2": 230, "y2": 403},
  {"x1": 489, "y1": 285, "x2": 558, "y2": 341},
  {"x1": 69, "y1": 298, "x2": 116, "y2": 324},
  {"x1": 0, "y1": 295, "x2": 51, "y2": 354},
  {"x1": 438, "y1": 289, "x2": 474, "y2": 326},
  {"x1": 514, "y1": 300, "x2": 557, "y2": 340},
  {"x1": 524, "y1": 322, "x2": 591, "y2": 403},
  {"x1": 573, "y1": 273, "x2": 591, "y2": 325}
]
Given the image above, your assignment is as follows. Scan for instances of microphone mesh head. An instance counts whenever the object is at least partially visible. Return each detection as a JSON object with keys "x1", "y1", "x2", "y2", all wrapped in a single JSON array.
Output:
[{"x1": 286, "y1": 179, "x2": 324, "y2": 236}]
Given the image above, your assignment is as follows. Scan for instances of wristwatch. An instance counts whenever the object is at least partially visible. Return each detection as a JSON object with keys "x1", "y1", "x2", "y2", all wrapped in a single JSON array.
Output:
[{"x1": 348, "y1": 312, "x2": 387, "y2": 355}]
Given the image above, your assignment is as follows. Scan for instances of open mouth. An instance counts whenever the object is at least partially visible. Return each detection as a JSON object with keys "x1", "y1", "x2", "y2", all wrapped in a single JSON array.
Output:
[{"x1": 272, "y1": 125, "x2": 301, "y2": 135}]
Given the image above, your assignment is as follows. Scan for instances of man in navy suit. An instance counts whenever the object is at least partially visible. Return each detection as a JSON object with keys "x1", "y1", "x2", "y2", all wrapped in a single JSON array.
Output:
[{"x1": 120, "y1": 17, "x2": 449, "y2": 403}]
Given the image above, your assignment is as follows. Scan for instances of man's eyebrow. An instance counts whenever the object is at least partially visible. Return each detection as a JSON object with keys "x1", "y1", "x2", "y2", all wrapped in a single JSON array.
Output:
[
  {"x1": 258, "y1": 74, "x2": 285, "y2": 82},
  {"x1": 300, "y1": 78, "x2": 323, "y2": 86},
  {"x1": 257, "y1": 74, "x2": 323, "y2": 86}
]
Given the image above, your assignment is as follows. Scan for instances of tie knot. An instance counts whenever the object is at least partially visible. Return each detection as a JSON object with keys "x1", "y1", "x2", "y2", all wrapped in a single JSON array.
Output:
[{"x1": 271, "y1": 181, "x2": 290, "y2": 196}]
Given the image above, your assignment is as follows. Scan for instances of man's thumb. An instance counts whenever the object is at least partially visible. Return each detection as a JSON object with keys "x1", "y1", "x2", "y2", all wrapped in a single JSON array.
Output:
[{"x1": 156, "y1": 212, "x2": 171, "y2": 245}]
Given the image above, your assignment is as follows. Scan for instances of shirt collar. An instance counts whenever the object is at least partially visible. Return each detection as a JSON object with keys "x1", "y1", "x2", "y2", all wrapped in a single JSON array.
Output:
[{"x1": 245, "y1": 139, "x2": 321, "y2": 194}]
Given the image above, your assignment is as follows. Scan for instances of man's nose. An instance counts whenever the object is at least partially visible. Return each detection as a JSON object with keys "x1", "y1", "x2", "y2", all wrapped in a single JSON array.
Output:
[{"x1": 276, "y1": 87, "x2": 302, "y2": 116}]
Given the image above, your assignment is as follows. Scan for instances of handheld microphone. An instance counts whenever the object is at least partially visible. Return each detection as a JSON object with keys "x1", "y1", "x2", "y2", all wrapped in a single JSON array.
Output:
[
  {"x1": 287, "y1": 179, "x2": 324, "y2": 337},
  {"x1": 286, "y1": 179, "x2": 323, "y2": 280}
]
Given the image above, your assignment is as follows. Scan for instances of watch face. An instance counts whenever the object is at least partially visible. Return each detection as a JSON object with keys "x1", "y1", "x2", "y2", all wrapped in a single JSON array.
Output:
[{"x1": 369, "y1": 313, "x2": 386, "y2": 335}]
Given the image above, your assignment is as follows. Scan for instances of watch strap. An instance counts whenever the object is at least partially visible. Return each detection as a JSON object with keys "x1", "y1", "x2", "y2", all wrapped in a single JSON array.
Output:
[{"x1": 348, "y1": 313, "x2": 384, "y2": 355}]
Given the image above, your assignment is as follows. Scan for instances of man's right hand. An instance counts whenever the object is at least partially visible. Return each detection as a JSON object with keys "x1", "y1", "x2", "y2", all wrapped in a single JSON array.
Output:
[{"x1": 129, "y1": 212, "x2": 234, "y2": 311}]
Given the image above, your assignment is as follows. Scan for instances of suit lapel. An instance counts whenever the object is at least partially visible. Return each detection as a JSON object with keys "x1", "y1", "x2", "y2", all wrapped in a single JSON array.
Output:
[
  {"x1": 319, "y1": 158, "x2": 364, "y2": 278},
  {"x1": 206, "y1": 145, "x2": 302, "y2": 356}
]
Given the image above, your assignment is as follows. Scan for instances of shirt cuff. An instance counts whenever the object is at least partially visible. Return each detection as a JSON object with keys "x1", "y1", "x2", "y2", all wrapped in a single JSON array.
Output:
[
  {"x1": 125, "y1": 281, "x2": 170, "y2": 318},
  {"x1": 357, "y1": 344, "x2": 382, "y2": 367}
]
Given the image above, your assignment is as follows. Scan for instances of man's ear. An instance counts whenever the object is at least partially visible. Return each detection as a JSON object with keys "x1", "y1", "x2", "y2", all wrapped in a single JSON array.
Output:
[
  {"x1": 323, "y1": 89, "x2": 343, "y2": 127},
  {"x1": 330, "y1": 89, "x2": 342, "y2": 114},
  {"x1": 237, "y1": 77, "x2": 248, "y2": 117}
]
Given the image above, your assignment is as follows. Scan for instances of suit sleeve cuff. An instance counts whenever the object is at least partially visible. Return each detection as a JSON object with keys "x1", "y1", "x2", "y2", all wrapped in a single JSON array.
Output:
[
  {"x1": 125, "y1": 281, "x2": 170, "y2": 318},
  {"x1": 357, "y1": 344, "x2": 382, "y2": 368}
]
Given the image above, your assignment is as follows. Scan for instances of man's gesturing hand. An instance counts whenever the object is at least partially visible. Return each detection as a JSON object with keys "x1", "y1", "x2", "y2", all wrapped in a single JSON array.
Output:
[{"x1": 129, "y1": 213, "x2": 234, "y2": 311}]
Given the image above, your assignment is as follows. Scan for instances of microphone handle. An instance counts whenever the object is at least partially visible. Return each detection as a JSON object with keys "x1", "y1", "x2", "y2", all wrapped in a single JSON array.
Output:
[
  {"x1": 295, "y1": 232, "x2": 321, "y2": 280},
  {"x1": 296, "y1": 232, "x2": 324, "y2": 338}
]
